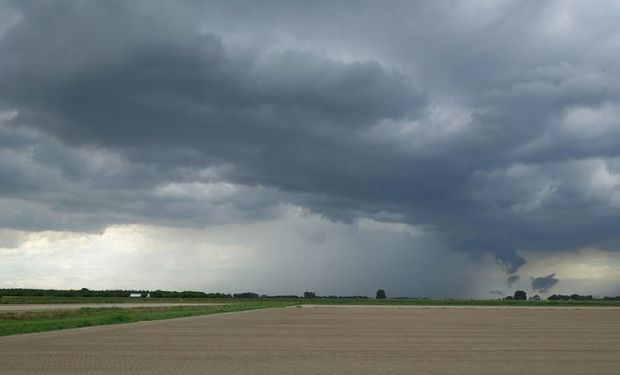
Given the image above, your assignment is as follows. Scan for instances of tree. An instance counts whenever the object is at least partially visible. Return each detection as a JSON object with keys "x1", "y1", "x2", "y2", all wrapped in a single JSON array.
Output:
[
  {"x1": 376, "y1": 289, "x2": 387, "y2": 299},
  {"x1": 304, "y1": 291, "x2": 316, "y2": 298},
  {"x1": 233, "y1": 292, "x2": 259, "y2": 298},
  {"x1": 514, "y1": 290, "x2": 527, "y2": 300}
]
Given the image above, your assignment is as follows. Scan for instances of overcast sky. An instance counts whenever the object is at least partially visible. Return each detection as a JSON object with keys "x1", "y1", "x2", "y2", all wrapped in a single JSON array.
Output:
[{"x1": 1, "y1": 0, "x2": 620, "y2": 298}]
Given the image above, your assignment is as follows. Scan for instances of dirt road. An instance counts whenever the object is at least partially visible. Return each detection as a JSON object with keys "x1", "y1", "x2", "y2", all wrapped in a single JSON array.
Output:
[{"x1": 1, "y1": 306, "x2": 619, "y2": 374}]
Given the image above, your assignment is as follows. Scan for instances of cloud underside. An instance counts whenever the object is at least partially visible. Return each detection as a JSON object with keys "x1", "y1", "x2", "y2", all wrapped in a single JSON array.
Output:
[
  {"x1": 1, "y1": 1, "x2": 620, "y2": 295},
  {"x1": 2, "y1": 217, "x2": 619, "y2": 298},
  {"x1": 532, "y1": 273, "x2": 560, "y2": 293}
]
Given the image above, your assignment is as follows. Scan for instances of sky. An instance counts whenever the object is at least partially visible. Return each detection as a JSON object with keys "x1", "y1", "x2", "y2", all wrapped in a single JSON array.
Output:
[{"x1": 1, "y1": 0, "x2": 620, "y2": 298}]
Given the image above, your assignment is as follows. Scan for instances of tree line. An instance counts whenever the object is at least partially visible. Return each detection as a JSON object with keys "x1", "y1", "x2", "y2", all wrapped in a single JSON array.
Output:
[
  {"x1": 548, "y1": 294, "x2": 593, "y2": 301},
  {"x1": 0, "y1": 288, "x2": 371, "y2": 299},
  {"x1": 4, "y1": 288, "x2": 615, "y2": 300},
  {"x1": 503, "y1": 291, "x2": 620, "y2": 301},
  {"x1": 0, "y1": 288, "x2": 228, "y2": 298}
]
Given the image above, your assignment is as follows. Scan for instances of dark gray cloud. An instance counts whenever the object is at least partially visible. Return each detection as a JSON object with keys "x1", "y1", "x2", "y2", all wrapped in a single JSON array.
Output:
[
  {"x1": 507, "y1": 275, "x2": 520, "y2": 285},
  {"x1": 532, "y1": 273, "x2": 559, "y2": 293},
  {"x1": 1, "y1": 0, "x2": 620, "y2": 283}
]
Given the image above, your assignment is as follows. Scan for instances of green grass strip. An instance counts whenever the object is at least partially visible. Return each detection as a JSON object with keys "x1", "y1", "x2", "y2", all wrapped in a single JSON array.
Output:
[{"x1": 0, "y1": 302, "x2": 292, "y2": 337}]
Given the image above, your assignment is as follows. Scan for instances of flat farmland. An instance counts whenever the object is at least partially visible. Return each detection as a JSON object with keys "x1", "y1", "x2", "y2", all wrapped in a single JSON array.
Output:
[{"x1": 1, "y1": 306, "x2": 619, "y2": 375}]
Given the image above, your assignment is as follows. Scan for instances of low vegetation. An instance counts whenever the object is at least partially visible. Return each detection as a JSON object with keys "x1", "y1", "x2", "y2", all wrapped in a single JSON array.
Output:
[{"x1": 0, "y1": 301, "x2": 292, "y2": 337}]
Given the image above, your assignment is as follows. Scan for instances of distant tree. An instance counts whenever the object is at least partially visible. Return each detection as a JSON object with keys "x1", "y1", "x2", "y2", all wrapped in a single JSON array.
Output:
[
  {"x1": 514, "y1": 290, "x2": 527, "y2": 300},
  {"x1": 233, "y1": 292, "x2": 259, "y2": 298},
  {"x1": 505, "y1": 296, "x2": 514, "y2": 300},
  {"x1": 304, "y1": 291, "x2": 316, "y2": 298},
  {"x1": 376, "y1": 289, "x2": 387, "y2": 299},
  {"x1": 548, "y1": 294, "x2": 593, "y2": 301}
]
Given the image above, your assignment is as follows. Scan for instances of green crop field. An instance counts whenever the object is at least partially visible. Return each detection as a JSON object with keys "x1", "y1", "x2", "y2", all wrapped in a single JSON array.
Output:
[
  {"x1": 0, "y1": 296, "x2": 224, "y2": 304},
  {"x1": 0, "y1": 301, "x2": 292, "y2": 337}
]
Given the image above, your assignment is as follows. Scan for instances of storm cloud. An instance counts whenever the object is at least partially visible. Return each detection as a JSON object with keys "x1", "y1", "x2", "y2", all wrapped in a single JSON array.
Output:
[
  {"x1": 532, "y1": 273, "x2": 560, "y2": 293},
  {"x1": 1, "y1": 1, "x2": 620, "y2": 296},
  {"x1": 507, "y1": 275, "x2": 520, "y2": 285}
]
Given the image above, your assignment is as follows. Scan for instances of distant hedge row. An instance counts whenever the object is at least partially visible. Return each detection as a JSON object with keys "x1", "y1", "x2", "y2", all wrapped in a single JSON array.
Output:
[
  {"x1": 0, "y1": 288, "x2": 370, "y2": 299},
  {"x1": 0, "y1": 288, "x2": 228, "y2": 298},
  {"x1": 547, "y1": 294, "x2": 620, "y2": 301}
]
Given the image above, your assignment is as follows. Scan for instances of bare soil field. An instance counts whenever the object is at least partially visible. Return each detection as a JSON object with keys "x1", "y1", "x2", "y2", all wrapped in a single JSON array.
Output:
[
  {"x1": 0, "y1": 303, "x2": 224, "y2": 312},
  {"x1": 0, "y1": 306, "x2": 619, "y2": 374}
]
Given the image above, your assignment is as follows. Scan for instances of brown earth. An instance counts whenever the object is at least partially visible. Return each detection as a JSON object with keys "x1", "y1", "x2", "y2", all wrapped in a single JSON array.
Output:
[{"x1": 1, "y1": 306, "x2": 619, "y2": 374}]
